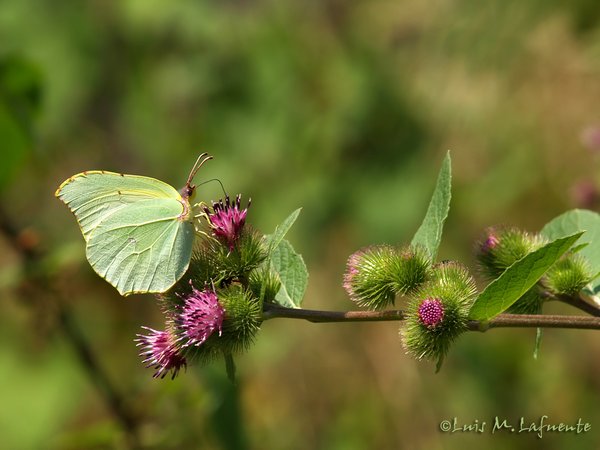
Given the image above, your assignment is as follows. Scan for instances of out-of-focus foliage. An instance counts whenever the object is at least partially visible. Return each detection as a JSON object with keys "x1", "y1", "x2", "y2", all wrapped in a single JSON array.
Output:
[
  {"x1": 1, "y1": 0, "x2": 600, "y2": 449},
  {"x1": 0, "y1": 55, "x2": 41, "y2": 189}
]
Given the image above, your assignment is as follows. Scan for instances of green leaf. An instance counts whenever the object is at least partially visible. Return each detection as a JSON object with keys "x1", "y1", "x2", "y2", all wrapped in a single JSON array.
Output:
[
  {"x1": 411, "y1": 151, "x2": 451, "y2": 261},
  {"x1": 540, "y1": 209, "x2": 600, "y2": 292},
  {"x1": 265, "y1": 208, "x2": 301, "y2": 256},
  {"x1": 270, "y1": 239, "x2": 308, "y2": 308},
  {"x1": 469, "y1": 232, "x2": 583, "y2": 320}
]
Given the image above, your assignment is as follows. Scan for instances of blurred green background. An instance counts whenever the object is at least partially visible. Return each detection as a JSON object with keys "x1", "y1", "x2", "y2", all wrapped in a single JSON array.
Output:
[{"x1": 1, "y1": 1, "x2": 600, "y2": 449}]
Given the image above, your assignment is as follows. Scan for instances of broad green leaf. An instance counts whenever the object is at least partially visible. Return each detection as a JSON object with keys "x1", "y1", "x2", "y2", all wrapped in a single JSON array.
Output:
[
  {"x1": 541, "y1": 209, "x2": 600, "y2": 292},
  {"x1": 270, "y1": 239, "x2": 308, "y2": 308},
  {"x1": 411, "y1": 151, "x2": 451, "y2": 261},
  {"x1": 469, "y1": 232, "x2": 583, "y2": 320},
  {"x1": 265, "y1": 208, "x2": 301, "y2": 256}
]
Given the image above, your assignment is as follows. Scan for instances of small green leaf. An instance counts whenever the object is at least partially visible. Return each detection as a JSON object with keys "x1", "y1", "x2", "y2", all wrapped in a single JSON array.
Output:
[
  {"x1": 270, "y1": 239, "x2": 308, "y2": 308},
  {"x1": 265, "y1": 208, "x2": 301, "y2": 256},
  {"x1": 411, "y1": 151, "x2": 451, "y2": 261},
  {"x1": 469, "y1": 232, "x2": 583, "y2": 320}
]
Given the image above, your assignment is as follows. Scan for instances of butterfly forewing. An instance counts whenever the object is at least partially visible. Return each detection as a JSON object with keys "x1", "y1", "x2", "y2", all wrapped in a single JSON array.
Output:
[{"x1": 56, "y1": 171, "x2": 182, "y2": 241}]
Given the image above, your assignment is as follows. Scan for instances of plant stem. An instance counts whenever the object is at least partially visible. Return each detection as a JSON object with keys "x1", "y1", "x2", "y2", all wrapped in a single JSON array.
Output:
[
  {"x1": 262, "y1": 303, "x2": 600, "y2": 330},
  {"x1": 262, "y1": 304, "x2": 406, "y2": 322},
  {"x1": 466, "y1": 313, "x2": 600, "y2": 330},
  {"x1": 554, "y1": 293, "x2": 600, "y2": 317}
]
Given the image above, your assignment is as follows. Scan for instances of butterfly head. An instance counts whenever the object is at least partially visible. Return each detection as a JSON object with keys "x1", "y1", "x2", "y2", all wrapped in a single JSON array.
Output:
[
  {"x1": 181, "y1": 153, "x2": 212, "y2": 203},
  {"x1": 181, "y1": 183, "x2": 196, "y2": 202}
]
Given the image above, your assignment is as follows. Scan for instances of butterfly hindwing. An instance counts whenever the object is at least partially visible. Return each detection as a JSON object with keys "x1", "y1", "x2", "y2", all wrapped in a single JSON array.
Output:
[{"x1": 86, "y1": 198, "x2": 194, "y2": 295}]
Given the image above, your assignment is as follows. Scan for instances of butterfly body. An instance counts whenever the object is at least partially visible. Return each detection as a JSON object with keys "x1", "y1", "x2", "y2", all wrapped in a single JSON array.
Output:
[{"x1": 56, "y1": 154, "x2": 211, "y2": 296}]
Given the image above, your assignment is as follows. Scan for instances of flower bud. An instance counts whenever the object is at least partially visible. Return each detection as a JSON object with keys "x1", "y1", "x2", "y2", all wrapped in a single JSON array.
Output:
[
  {"x1": 343, "y1": 245, "x2": 430, "y2": 310},
  {"x1": 546, "y1": 254, "x2": 593, "y2": 296},
  {"x1": 476, "y1": 227, "x2": 546, "y2": 279},
  {"x1": 210, "y1": 227, "x2": 267, "y2": 281},
  {"x1": 393, "y1": 246, "x2": 431, "y2": 295},
  {"x1": 401, "y1": 261, "x2": 477, "y2": 366},
  {"x1": 343, "y1": 246, "x2": 397, "y2": 309},
  {"x1": 249, "y1": 267, "x2": 282, "y2": 303}
]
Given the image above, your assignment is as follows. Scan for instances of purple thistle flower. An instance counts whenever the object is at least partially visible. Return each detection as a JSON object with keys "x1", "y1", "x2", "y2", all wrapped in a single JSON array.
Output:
[
  {"x1": 204, "y1": 195, "x2": 250, "y2": 250},
  {"x1": 135, "y1": 327, "x2": 186, "y2": 379},
  {"x1": 418, "y1": 298, "x2": 445, "y2": 329},
  {"x1": 176, "y1": 285, "x2": 225, "y2": 347}
]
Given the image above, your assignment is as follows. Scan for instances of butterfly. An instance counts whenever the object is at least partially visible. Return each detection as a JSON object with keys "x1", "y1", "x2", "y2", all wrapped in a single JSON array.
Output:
[{"x1": 55, "y1": 153, "x2": 212, "y2": 296}]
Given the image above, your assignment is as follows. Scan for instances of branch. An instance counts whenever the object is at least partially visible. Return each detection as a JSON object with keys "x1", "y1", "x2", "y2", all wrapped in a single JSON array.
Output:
[
  {"x1": 262, "y1": 304, "x2": 600, "y2": 330},
  {"x1": 554, "y1": 293, "x2": 600, "y2": 317}
]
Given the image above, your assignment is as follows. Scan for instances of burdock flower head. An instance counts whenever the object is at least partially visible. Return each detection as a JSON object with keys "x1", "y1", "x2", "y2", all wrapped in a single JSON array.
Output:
[
  {"x1": 176, "y1": 284, "x2": 225, "y2": 347},
  {"x1": 401, "y1": 261, "x2": 477, "y2": 369},
  {"x1": 135, "y1": 327, "x2": 187, "y2": 379},
  {"x1": 204, "y1": 195, "x2": 250, "y2": 250},
  {"x1": 418, "y1": 298, "x2": 445, "y2": 329}
]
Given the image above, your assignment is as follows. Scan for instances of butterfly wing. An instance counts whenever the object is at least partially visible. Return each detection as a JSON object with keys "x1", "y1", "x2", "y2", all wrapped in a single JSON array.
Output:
[
  {"x1": 86, "y1": 198, "x2": 194, "y2": 295},
  {"x1": 56, "y1": 171, "x2": 194, "y2": 295},
  {"x1": 56, "y1": 171, "x2": 183, "y2": 241}
]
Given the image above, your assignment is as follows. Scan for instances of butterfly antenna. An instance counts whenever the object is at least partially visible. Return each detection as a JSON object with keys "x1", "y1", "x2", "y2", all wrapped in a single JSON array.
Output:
[
  {"x1": 187, "y1": 153, "x2": 213, "y2": 186},
  {"x1": 196, "y1": 178, "x2": 228, "y2": 198}
]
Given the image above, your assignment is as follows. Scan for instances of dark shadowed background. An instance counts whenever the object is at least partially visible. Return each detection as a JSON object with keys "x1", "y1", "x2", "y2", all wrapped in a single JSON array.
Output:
[{"x1": 1, "y1": 1, "x2": 600, "y2": 449}]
